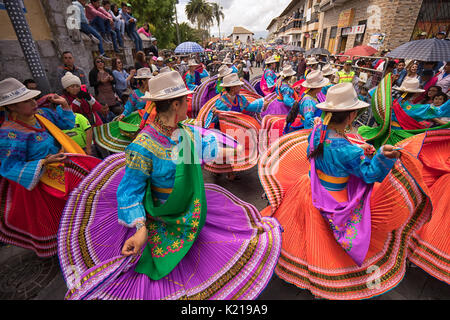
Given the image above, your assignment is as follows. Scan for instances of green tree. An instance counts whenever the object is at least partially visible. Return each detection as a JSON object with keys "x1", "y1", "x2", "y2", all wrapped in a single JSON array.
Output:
[
  {"x1": 185, "y1": 0, "x2": 213, "y2": 42},
  {"x1": 178, "y1": 22, "x2": 202, "y2": 43},
  {"x1": 125, "y1": 0, "x2": 178, "y2": 49},
  {"x1": 211, "y1": 2, "x2": 224, "y2": 40}
]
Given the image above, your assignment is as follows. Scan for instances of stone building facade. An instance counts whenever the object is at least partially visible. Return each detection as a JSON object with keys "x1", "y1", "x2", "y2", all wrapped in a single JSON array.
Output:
[
  {"x1": 269, "y1": 0, "x2": 428, "y2": 54},
  {"x1": 0, "y1": 0, "x2": 150, "y2": 93},
  {"x1": 319, "y1": 0, "x2": 424, "y2": 54}
]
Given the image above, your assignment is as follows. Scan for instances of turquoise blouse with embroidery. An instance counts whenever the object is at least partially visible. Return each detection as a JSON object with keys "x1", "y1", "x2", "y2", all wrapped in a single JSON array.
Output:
[
  {"x1": 185, "y1": 70, "x2": 210, "y2": 91},
  {"x1": 122, "y1": 89, "x2": 146, "y2": 117},
  {"x1": 0, "y1": 106, "x2": 75, "y2": 190},
  {"x1": 391, "y1": 99, "x2": 450, "y2": 128},
  {"x1": 264, "y1": 69, "x2": 277, "y2": 90},
  {"x1": 307, "y1": 128, "x2": 396, "y2": 191},
  {"x1": 116, "y1": 124, "x2": 218, "y2": 227},
  {"x1": 276, "y1": 82, "x2": 296, "y2": 108},
  {"x1": 300, "y1": 95, "x2": 321, "y2": 129},
  {"x1": 214, "y1": 93, "x2": 264, "y2": 113}
]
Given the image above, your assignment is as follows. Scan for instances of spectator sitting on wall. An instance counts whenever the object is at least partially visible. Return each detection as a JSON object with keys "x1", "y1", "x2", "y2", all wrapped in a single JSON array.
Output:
[
  {"x1": 120, "y1": 2, "x2": 143, "y2": 52},
  {"x1": 110, "y1": 3, "x2": 125, "y2": 39},
  {"x1": 85, "y1": 0, "x2": 120, "y2": 53},
  {"x1": 102, "y1": 0, "x2": 124, "y2": 49},
  {"x1": 73, "y1": 0, "x2": 108, "y2": 59},
  {"x1": 56, "y1": 51, "x2": 88, "y2": 93},
  {"x1": 138, "y1": 23, "x2": 152, "y2": 41}
]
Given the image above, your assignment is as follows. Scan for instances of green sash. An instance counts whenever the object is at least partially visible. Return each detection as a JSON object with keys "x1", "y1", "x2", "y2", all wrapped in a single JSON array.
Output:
[
  {"x1": 134, "y1": 126, "x2": 207, "y2": 280},
  {"x1": 358, "y1": 73, "x2": 450, "y2": 148}
]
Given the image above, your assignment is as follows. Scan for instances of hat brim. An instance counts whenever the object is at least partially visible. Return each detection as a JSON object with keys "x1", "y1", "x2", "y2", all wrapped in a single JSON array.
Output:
[
  {"x1": 392, "y1": 86, "x2": 425, "y2": 93},
  {"x1": 280, "y1": 71, "x2": 296, "y2": 77},
  {"x1": 221, "y1": 81, "x2": 245, "y2": 88},
  {"x1": 142, "y1": 88, "x2": 193, "y2": 101},
  {"x1": 316, "y1": 99, "x2": 370, "y2": 112},
  {"x1": 322, "y1": 69, "x2": 337, "y2": 76},
  {"x1": 219, "y1": 69, "x2": 233, "y2": 78},
  {"x1": 302, "y1": 77, "x2": 330, "y2": 88},
  {"x1": 134, "y1": 75, "x2": 153, "y2": 79},
  {"x1": 306, "y1": 61, "x2": 319, "y2": 65},
  {"x1": 0, "y1": 89, "x2": 41, "y2": 107}
]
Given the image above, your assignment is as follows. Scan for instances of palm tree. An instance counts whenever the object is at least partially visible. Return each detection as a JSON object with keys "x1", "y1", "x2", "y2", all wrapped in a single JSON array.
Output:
[
  {"x1": 211, "y1": 2, "x2": 225, "y2": 40},
  {"x1": 185, "y1": 0, "x2": 213, "y2": 32}
]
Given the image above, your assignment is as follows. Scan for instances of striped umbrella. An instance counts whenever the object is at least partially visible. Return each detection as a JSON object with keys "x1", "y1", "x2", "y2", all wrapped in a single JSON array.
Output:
[
  {"x1": 174, "y1": 41, "x2": 204, "y2": 54},
  {"x1": 386, "y1": 38, "x2": 450, "y2": 62}
]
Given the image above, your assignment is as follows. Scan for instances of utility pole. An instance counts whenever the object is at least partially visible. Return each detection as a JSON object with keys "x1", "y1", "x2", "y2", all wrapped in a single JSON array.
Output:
[
  {"x1": 4, "y1": 0, "x2": 51, "y2": 94},
  {"x1": 175, "y1": 0, "x2": 181, "y2": 45}
]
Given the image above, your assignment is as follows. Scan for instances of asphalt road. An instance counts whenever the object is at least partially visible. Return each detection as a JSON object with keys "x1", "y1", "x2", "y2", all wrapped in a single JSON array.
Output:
[{"x1": 0, "y1": 67, "x2": 448, "y2": 300}]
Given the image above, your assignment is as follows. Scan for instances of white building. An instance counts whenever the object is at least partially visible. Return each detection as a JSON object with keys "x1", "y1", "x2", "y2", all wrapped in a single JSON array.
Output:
[{"x1": 231, "y1": 26, "x2": 254, "y2": 43}]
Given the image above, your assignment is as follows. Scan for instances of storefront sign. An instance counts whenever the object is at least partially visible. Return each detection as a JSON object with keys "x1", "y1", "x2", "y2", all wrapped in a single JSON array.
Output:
[
  {"x1": 368, "y1": 32, "x2": 386, "y2": 50},
  {"x1": 337, "y1": 8, "x2": 355, "y2": 28},
  {"x1": 342, "y1": 24, "x2": 366, "y2": 36}
]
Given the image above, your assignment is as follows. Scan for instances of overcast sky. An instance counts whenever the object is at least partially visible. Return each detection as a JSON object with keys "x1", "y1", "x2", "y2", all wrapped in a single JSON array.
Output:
[{"x1": 175, "y1": 0, "x2": 291, "y2": 38}]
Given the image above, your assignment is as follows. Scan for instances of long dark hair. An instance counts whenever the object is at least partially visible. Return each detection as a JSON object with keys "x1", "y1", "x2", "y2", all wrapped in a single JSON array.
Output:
[{"x1": 308, "y1": 111, "x2": 352, "y2": 159}]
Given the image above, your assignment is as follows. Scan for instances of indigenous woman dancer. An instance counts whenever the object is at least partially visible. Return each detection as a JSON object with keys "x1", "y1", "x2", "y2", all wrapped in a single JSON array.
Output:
[
  {"x1": 57, "y1": 71, "x2": 282, "y2": 300},
  {"x1": 283, "y1": 70, "x2": 329, "y2": 133},
  {"x1": 0, "y1": 78, "x2": 100, "y2": 257},
  {"x1": 259, "y1": 83, "x2": 433, "y2": 300},
  {"x1": 94, "y1": 68, "x2": 155, "y2": 154},
  {"x1": 183, "y1": 59, "x2": 209, "y2": 91},
  {"x1": 200, "y1": 73, "x2": 269, "y2": 181},
  {"x1": 359, "y1": 76, "x2": 450, "y2": 149},
  {"x1": 261, "y1": 65, "x2": 298, "y2": 117},
  {"x1": 259, "y1": 56, "x2": 278, "y2": 96}
]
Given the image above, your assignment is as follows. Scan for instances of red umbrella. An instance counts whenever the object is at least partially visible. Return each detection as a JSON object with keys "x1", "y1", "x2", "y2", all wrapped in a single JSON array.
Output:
[{"x1": 339, "y1": 45, "x2": 378, "y2": 62}]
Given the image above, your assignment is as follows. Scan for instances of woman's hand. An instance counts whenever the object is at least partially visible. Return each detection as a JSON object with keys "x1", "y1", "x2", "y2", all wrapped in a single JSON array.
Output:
[
  {"x1": 43, "y1": 153, "x2": 67, "y2": 165},
  {"x1": 382, "y1": 145, "x2": 401, "y2": 159},
  {"x1": 48, "y1": 94, "x2": 69, "y2": 109},
  {"x1": 360, "y1": 143, "x2": 376, "y2": 156},
  {"x1": 121, "y1": 226, "x2": 148, "y2": 256}
]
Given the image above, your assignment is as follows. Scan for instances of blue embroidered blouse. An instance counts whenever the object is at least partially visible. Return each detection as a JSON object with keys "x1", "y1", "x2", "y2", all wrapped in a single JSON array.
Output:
[
  {"x1": 276, "y1": 82, "x2": 296, "y2": 109},
  {"x1": 299, "y1": 95, "x2": 322, "y2": 129},
  {"x1": 185, "y1": 70, "x2": 209, "y2": 91},
  {"x1": 0, "y1": 106, "x2": 75, "y2": 190},
  {"x1": 116, "y1": 124, "x2": 219, "y2": 227},
  {"x1": 391, "y1": 99, "x2": 450, "y2": 128},
  {"x1": 264, "y1": 69, "x2": 277, "y2": 90},
  {"x1": 307, "y1": 128, "x2": 396, "y2": 191},
  {"x1": 122, "y1": 89, "x2": 146, "y2": 117},
  {"x1": 214, "y1": 93, "x2": 264, "y2": 113}
]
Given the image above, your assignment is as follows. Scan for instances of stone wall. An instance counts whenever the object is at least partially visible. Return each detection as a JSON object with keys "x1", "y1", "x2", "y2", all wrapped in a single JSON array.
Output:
[
  {"x1": 0, "y1": 0, "x2": 150, "y2": 93},
  {"x1": 320, "y1": 0, "x2": 423, "y2": 54}
]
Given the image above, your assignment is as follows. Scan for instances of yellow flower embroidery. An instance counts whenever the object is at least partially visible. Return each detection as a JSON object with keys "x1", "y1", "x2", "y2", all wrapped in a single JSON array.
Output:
[
  {"x1": 188, "y1": 233, "x2": 195, "y2": 241},
  {"x1": 172, "y1": 240, "x2": 180, "y2": 249},
  {"x1": 192, "y1": 220, "x2": 199, "y2": 228},
  {"x1": 151, "y1": 235, "x2": 160, "y2": 243},
  {"x1": 148, "y1": 223, "x2": 157, "y2": 231},
  {"x1": 154, "y1": 247, "x2": 163, "y2": 255}
]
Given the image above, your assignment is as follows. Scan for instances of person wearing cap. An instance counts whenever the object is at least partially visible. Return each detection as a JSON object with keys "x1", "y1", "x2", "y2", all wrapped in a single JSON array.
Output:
[
  {"x1": 286, "y1": 70, "x2": 330, "y2": 131},
  {"x1": 261, "y1": 65, "x2": 298, "y2": 117},
  {"x1": 155, "y1": 56, "x2": 165, "y2": 71},
  {"x1": 435, "y1": 30, "x2": 447, "y2": 40},
  {"x1": 148, "y1": 37, "x2": 159, "y2": 57},
  {"x1": 390, "y1": 77, "x2": 450, "y2": 130},
  {"x1": 183, "y1": 59, "x2": 210, "y2": 91},
  {"x1": 305, "y1": 57, "x2": 320, "y2": 78},
  {"x1": 222, "y1": 58, "x2": 238, "y2": 74},
  {"x1": 0, "y1": 77, "x2": 101, "y2": 257},
  {"x1": 261, "y1": 83, "x2": 433, "y2": 300},
  {"x1": 57, "y1": 70, "x2": 282, "y2": 299},
  {"x1": 117, "y1": 68, "x2": 152, "y2": 120},
  {"x1": 260, "y1": 56, "x2": 278, "y2": 96},
  {"x1": 61, "y1": 72, "x2": 104, "y2": 127},
  {"x1": 336, "y1": 60, "x2": 355, "y2": 84}
]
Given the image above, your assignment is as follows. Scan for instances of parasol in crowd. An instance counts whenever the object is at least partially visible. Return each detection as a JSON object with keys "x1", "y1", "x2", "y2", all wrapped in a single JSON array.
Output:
[
  {"x1": 174, "y1": 41, "x2": 204, "y2": 54},
  {"x1": 284, "y1": 45, "x2": 305, "y2": 52},
  {"x1": 339, "y1": 45, "x2": 378, "y2": 62},
  {"x1": 305, "y1": 48, "x2": 330, "y2": 56},
  {"x1": 386, "y1": 38, "x2": 450, "y2": 62}
]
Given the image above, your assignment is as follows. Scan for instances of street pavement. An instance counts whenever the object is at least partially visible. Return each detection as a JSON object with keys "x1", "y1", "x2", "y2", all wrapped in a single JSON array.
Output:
[{"x1": 0, "y1": 67, "x2": 449, "y2": 300}]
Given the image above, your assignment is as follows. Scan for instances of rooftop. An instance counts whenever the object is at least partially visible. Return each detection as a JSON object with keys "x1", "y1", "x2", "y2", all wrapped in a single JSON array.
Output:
[{"x1": 232, "y1": 26, "x2": 254, "y2": 35}]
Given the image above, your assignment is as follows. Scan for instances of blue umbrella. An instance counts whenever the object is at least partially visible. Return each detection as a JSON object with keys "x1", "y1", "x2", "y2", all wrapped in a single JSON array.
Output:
[
  {"x1": 174, "y1": 41, "x2": 204, "y2": 54},
  {"x1": 386, "y1": 38, "x2": 450, "y2": 62}
]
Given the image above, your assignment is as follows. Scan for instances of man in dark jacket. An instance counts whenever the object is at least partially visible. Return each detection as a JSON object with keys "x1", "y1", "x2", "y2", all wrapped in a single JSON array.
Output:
[
  {"x1": 296, "y1": 53, "x2": 307, "y2": 78},
  {"x1": 148, "y1": 38, "x2": 159, "y2": 57}
]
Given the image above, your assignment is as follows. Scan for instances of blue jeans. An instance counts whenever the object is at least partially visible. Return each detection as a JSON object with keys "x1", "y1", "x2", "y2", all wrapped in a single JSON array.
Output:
[
  {"x1": 80, "y1": 22, "x2": 104, "y2": 55},
  {"x1": 114, "y1": 28, "x2": 124, "y2": 47},
  {"x1": 90, "y1": 16, "x2": 119, "y2": 52},
  {"x1": 126, "y1": 21, "x2": 143, "y2": 51}
]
